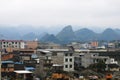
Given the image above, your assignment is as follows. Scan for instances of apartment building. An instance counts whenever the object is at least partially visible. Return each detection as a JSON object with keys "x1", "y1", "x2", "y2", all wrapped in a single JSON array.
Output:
[
  {"x1": 63, "y1": 52, "x2": 74, "y2": 72},
  {"x1": 0, "y1": 40, "x2": 25, "y2": 50}
]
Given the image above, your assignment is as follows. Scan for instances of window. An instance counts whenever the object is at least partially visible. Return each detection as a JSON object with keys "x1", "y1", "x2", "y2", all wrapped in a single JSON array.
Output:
[
  {"x1": 45, "y1": 56, "x2": 51, "y2": 60},
  {"x1": 65, "y1": 65, "x2": 68, "y2": 68},
  {"x1": 79, "y1": 58, "x2": 81, "y2": 61},
  {"x1": 96, "y1": 59, "x2": 98, "y2": 62},
  {"x1": 65, "y1": 54, "x2": 68, "y2": 56},
  {"x1": 69, "y1": 58, "x2": 72, "y2": 62},
  {"x1": 65, "y1": 58, "x2": 68, "y2": 62},
  {"x1": 3, "y1": 45, "x2": 6, "y2": 47},
  {"x1": 79, "y1": 63, "x2": 81, "y2": 66},
  {"x1": 104, "y1": 59, "x2": 107, "y2": 62},
  {"x1": 15, "y1": 42, "x2": 17, "y2": 44},
  {"x1": 48, "y1": 56, "x2": 51, "y2": 60},
  {"x1": 70, "y1": 54, "x2": 72, "y2": 56},
  {"x1": 69, "y1": 65, "x2": 72, "y2": 68}
]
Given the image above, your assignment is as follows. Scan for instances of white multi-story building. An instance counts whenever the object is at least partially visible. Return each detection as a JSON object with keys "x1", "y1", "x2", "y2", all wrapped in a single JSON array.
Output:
[
  {"x1": 63, "y1": 52, "x2": 74, "y2": 72},
  {"x1": 0, "y1": 40, "x2": 25, "y2": 49}
]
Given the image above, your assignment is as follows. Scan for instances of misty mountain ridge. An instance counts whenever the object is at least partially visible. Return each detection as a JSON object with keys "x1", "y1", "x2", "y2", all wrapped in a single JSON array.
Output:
[
  {"x1": 56, "y1": 25, "x2": 76, "y2": 43},
  {"x1": 75, "y1": 28, "x2": 99, "y2": 41},
  {"x1": 0, "y1": 25, "x2": 120, "y2": 44}
]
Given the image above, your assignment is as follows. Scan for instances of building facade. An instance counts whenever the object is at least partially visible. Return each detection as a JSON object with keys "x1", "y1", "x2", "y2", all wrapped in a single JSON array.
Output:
[
  {"x1": 0, "y1": 40, "x2": 25, "y2": 50},
  {"x1": 63, "y1": 52, "x2": 74, "y2": 72},
  {"x1": 25, "y1": 40, "x2": 39, "y2": 49}
]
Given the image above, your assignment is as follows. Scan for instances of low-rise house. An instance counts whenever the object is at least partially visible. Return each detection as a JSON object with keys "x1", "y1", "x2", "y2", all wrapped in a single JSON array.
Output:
[
  {"x1": 2, "y1": 61, "x2": 14, "y2": 73},
  {"x1": 1, "y1": 53, "x2": 37, "y2": 79},
  {"x1": 25, "y1": 40, "x2": 39, "y2": 49},
  {"x1": 81, "y1": 43, "x2": 91, "y2": 49},
  {"x1": 108, "y1": 64, "x2": 120, "y2": 71},
  {"x1": 67, "y1": 42, "x2": 81, "y2": 49},
  {"x1": 90, "y1": 41, "x2": 99, "y2": 48},
  {"x1": 76, "y1": 52, "x2": 109, "y2": 68},
  {"x1": 1, "y1": 61, "x2": 24, "y2": 78},
  {"x1": 1, "y1": 53, "x2": 14, "y2": 61},
  {"x1": 108, "y1": 42, "x2": 115, "y2": 48}
]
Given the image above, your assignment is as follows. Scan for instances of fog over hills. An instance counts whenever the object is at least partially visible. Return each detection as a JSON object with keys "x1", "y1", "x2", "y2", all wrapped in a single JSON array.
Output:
[{"x1": 0, "y1": 25, "x2": 120, "y2": 44}]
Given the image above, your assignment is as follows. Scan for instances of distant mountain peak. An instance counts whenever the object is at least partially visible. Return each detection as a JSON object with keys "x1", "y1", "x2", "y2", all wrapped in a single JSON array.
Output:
[
  {"x1": 56, "y1": 25, "x2": 76, "y2": 43},
  {"x1": 78, "y1": 28, "x2": 95, "y2": 33},
  {"x1": 64, "y1": 25, "x2": 72, "y2": 28},
  {"x1": 75, "y1": 28, "x2": 98, "y2": 41},
  {"x1": 104, "y1": 28, "x2": 114, "y2": 32},
  {"x1": 41, "y1": 34, "x2": 60, "y2": 43},
  {"x1": 102, "y1": 28, "x2": 116, "y2": 34},
  {"x1": 100, "y1": 28, "x2": 120, "y2": 41},
  {"x1": 61, "y1": 25, "x2": 73, "y2": 32}
]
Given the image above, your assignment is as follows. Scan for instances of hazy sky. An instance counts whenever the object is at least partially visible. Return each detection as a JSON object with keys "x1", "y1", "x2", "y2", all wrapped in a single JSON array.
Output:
[{"x1": 0, "y1": 0, "x2": 120, "y2": 28}]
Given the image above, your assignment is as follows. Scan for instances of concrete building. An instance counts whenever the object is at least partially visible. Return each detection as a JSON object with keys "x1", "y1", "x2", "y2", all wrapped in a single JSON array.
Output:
[
  {"x1": 81, "y1": 43, "x2": 91, "y2": 49},
  {"x1": 63, "y1": 52, "x2": 74, "y2": 72},
  {"x1": 0, "y1": 40, "x2": 25, "y2": 52},
  {"x1": 25, "y1": 40, "x2": 39, "y2": 49},
  {"x1": 91, "y1": 41, "x2": 99, "y2": 48},
  {"x1": 37, "y1": 48, "x2": 75, "y2": 72},
  {"x1": 67, "y1": 42, "x2": 81, "y2": 49},
  {"x1": 75, "y1": 52, "x2": 119, "y2": 70},
  {"x1": 108, "y1": 64, "x2": 119, "y2": 71},
  {"x1": 36, "y1": 49, "x2": 65, "y2": 68},
  {"x1": 78, "y1": 52, "x2": 110, "y2": 68},
  {"x1": 37, "y1": 48, "x2": 120, "y2": 72}
]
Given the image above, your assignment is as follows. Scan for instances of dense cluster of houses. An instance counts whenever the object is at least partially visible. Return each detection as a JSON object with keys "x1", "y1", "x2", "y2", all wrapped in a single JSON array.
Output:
[{"x1": 0, "y1": 39, "x2": 120, "y2": 79}]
